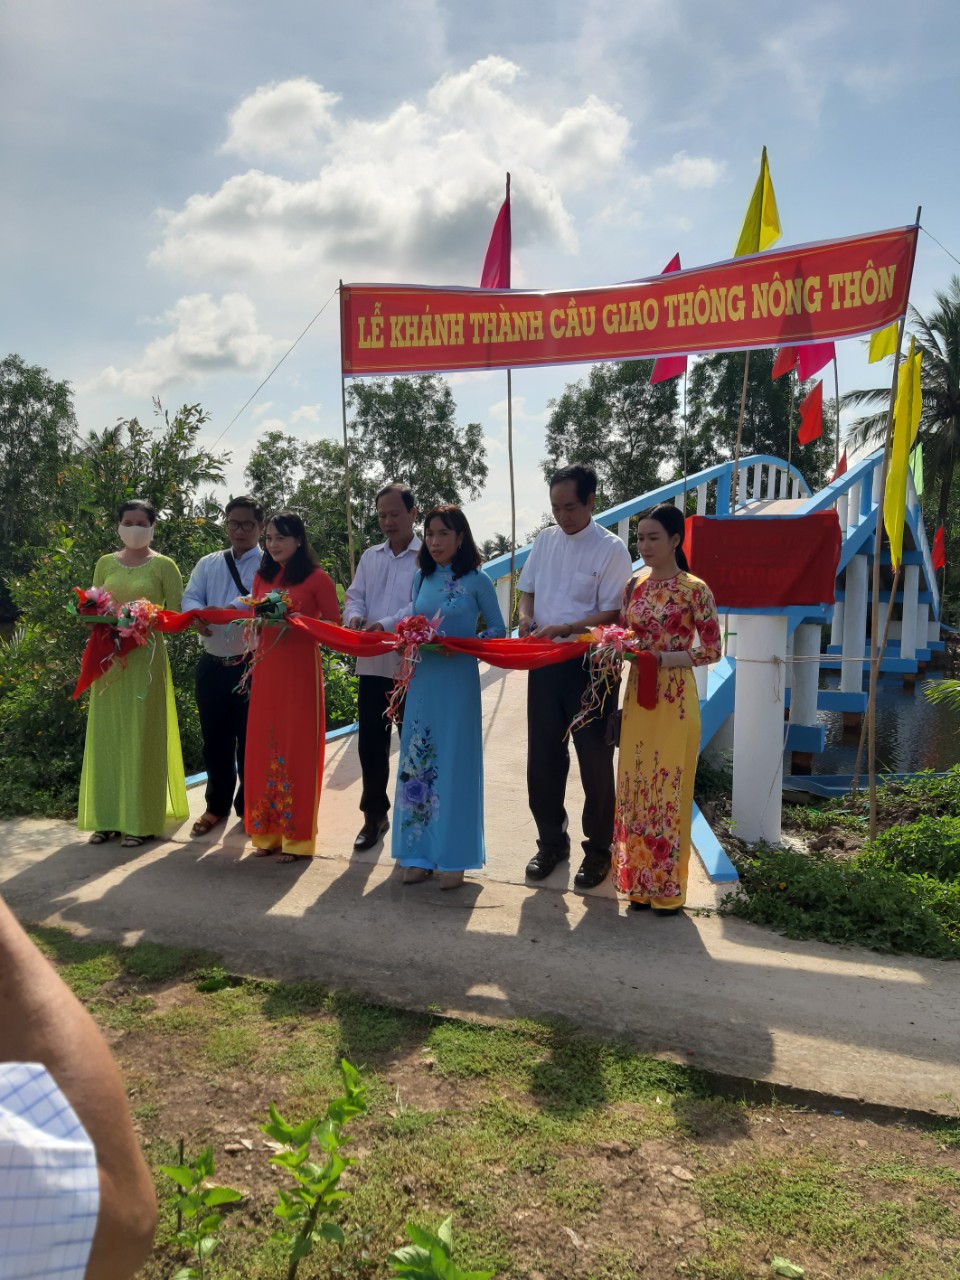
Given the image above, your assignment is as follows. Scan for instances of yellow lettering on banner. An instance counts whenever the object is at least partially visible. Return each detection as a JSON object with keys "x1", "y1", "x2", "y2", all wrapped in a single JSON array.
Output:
[
  {"x1": 664, "y1": 295, "x2": 678, "y2": 328},
  {"x1": 468, "y1": 310, "x2": 545, "y2": 345},
  {"x1": 602, "y1": 303, "x2": 618, "y2": 334},
  {"x1": 677, "y1": 293, "x2": 694, "y2": 327},
  {"x1": 358, "y1": 316, "x2": 384, "y2": 348},
  {"x1": 877, "y1": 265, "x2": 895, "y2": 302},
  {"x1": 643, "y1": 298, "x2": 658, "y2": 329},
  {"x1": 550, "y1": 308, "x2": 565, "y2": 338},
  {"x1": 828, "y1": 273, "x2": 844, "y2": 310},
  {"x1": 842, "y1": 272, "x2": 862, "y2": 309},
  {"x1": 804, "y1": 277, "x2": 822, "y2": 313},
  {"x1": 529, "y1": 310, "x2": 544, "y2": 341},
  {"x1": 728, "y1": 285, "x2": 745, "y2": 321}
]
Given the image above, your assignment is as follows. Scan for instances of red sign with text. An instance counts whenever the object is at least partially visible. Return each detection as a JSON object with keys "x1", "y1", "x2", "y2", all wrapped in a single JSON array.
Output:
[{"x1": 341, "y1": 225, "x2": 917, "y2": 376}]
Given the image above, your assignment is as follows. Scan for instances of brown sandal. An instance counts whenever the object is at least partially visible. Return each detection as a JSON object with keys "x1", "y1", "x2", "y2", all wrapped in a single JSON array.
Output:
[
  {"x1": 191, "y1": 813, "x2": 226, "y2": 837},
  {"x1": 88, "y1": 830, "x2": 119, "y2": 845}
]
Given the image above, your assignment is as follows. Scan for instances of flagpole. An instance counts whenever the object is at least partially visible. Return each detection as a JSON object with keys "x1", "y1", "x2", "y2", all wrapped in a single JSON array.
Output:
[
  {"x1": 682, "y1": 364, "x2": 689, "y2": 504},
  {"x1": 732, "y1": 351, "x2": 750, "y2": 507},
  {"x1": 506, "y1": 366, "x2": 517, "y2": 624},
  {"x1": 339, "y1": 280, "x2": 357, "y2": 580},
  {"x1": 787, "y1": 371, "x2": 794, "y2": 474},
  {"x1": 833, "y1": 356, "x2": 841, "y2": 471}
]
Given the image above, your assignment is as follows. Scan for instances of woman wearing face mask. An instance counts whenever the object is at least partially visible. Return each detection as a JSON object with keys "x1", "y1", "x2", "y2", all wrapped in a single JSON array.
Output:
[
  {"x1": 78, "y1": 499, "x2": 189, "y2": 848},
  {"x1": 244, "y1": 512, "x2": 341, "y2": 862},
  {"x1": 371, "y1": 505, "x2": 506, "y2": 889}
]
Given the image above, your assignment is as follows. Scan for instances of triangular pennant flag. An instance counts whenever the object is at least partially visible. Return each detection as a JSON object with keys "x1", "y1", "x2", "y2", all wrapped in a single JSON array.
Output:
[
  {"x1": 797, "y1": 342, "x2": 836, "y2": 380},
  {"x1": 650, "y1": 254, "x2": 687, "y2": 384},
  {"x1": 884, "y1": 338, "x2": 924, "y2": 569},
  {"x1": 932, "y1": 525, "x2": 946, "y2": 572},
  {"x1": 771, "y1": 346, "x2": 798, "y2": 379},
  {"x1": 734, "y1": 146, "x2": 781, "y2": 257},
  {"x1": 831, "y1": 449, "x2": 848, "y2": 483},
  {"x1": 797, "y1": 380, "x2": 824, "y2": 444},
  {"x1": 480, "y1": 175, "x2": 511, "y2": 289},
  {"x1": 868, "y1": 321, "x2": 899, "y2": 363},
  {"x1": 910, "y1": 443, "x2": 924, "y2": 497}
]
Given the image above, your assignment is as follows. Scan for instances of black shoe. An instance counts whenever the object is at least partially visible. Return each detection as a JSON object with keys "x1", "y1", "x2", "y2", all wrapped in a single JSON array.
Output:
[
  {"x1": 652, "y1": 905, "x2": 684, "y2": 917},
  {"x1": 628, "y1": 900, "x2": 652, "y2": 912},
  {"x1": 354, "y1": 817, "x2": 389, "y2": 851},
  {"x1": 574, "y1": 854, "x2": 611, "y2": 890},
  {"x1": 525, "y1": 847, "x2": 569, "y2": 881}
]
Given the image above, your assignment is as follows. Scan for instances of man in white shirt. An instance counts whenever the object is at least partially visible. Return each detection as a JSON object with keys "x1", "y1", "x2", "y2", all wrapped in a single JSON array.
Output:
[
  {"x1": 181, "y1": 495, "x2": 264, "y2": 837},
  {"x1": 344, "y1": 483, "x2": 421, "y2": 851},
  {"x1": 518, "y1": 464, "x2": 633, "y2": 889}
]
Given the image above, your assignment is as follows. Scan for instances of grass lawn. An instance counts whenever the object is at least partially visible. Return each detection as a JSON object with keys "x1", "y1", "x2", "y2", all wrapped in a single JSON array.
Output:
[{"x1": 30, "y1": 926, "x2": 960, "y2": 1280}]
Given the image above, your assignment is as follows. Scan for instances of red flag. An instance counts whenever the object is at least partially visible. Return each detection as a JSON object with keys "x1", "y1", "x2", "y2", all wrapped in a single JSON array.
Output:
[
  {"x1": 771, "y1": 346, "x2": 798, "y2": 379},
  {"x1": 932, "y1": 525, "x2": 946, "y2": 571},
  {"x1": 798, "y1": 380, "x2": 823, "y2": 444},
  {"x1": 797, "y1": 341, "x2": 836, "y2": 380},
  {"x1": 480, "y1": 175, "x2": 511, "y2": 289},
  {"x1": 650, "y1": 254, "x2": 687, "y2": 385},
  {"x1": 830, "y1": 449, "x2": 848, "y2": 483}
]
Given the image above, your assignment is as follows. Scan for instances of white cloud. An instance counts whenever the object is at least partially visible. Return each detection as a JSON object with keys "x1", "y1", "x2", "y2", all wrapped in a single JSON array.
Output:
[
  {"x1": 150, "y1": 58, "x2": 633, "y2": 285},
  {"x1": 653, "y1": 151, "x2": 725, "y2": 190},
  {"x1": 291, "y1": 403, "x2": 322, "y2": 423},
  {"x1": 222, "y1": 77, "x2": 340, "y2": 163},
  {"x1": 89, "y1": 293, "x2": 283, "y2": 396}
]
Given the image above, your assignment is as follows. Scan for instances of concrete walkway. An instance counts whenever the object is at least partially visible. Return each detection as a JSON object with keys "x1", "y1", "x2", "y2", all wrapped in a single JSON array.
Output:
[{"x1": 3, "y1": 667, "x2": 957, "y2": 1115}]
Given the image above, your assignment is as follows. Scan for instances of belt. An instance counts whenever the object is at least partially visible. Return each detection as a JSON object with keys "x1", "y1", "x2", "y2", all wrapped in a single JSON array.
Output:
[{"x1": 201, "y1": 651, "x2": 250, "y2": 667}]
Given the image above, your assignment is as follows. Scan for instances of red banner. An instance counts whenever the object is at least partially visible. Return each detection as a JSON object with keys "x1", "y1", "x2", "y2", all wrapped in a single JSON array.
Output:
[
  {"x1": 686, "y1": 513, "x2": 842, "y2": 608},
  {"x1": 341, "y1": 225, "x2": 917, "y2": 376}
]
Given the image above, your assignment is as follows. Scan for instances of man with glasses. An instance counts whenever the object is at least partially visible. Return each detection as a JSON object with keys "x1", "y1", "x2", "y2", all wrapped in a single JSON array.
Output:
[{"x1": 182, "y1": 495, "x2": 265, "y2": 837}]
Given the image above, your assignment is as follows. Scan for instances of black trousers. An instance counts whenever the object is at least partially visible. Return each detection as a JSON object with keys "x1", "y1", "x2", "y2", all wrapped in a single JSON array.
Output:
[
  {"x1": 195, "y1": 653, "x2": 249, "y2": 818},
  {"x1": 526, "y1": 658, "x2": 617, "y2": 859},
  {"x1": 357, "y1": 674, "x2": 402, "y2": 820}
]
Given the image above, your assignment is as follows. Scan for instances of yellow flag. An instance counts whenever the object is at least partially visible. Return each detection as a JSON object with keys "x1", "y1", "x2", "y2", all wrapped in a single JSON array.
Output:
[
  {"x1": 884, "y1": 339, "x2": 924, "y2": 569},
  {"x1": 734, "y1": 146, "x2": 781, "y2": 257},
  {"x1": 868, "y1": 320, "x2": 899, "y2": 363}
]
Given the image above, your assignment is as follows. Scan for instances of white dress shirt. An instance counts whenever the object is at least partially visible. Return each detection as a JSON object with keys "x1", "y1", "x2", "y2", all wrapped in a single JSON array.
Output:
[
  {"x1": 0, "y1": 1063, "x2": 99, "y2": 1280},
  {"x1": 181, "y1": 545, "x2": 261, "y2": 657},
  {"x1": 517, "y1": 519, "x2": 633, "y2": 630},
  {"x1": 343, "y1": 537, "x2": 422, "y2": 677}
]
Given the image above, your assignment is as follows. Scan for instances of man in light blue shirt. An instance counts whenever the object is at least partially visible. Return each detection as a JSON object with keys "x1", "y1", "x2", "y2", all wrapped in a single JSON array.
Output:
[{"x1": 181, "y1": 495, "x2": 264, "y2": 837}]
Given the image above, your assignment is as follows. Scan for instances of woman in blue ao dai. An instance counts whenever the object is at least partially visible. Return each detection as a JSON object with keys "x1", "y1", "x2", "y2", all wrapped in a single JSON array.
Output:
[{"x1": 392, "y1": 506, "x2": 506, "y2": 889}]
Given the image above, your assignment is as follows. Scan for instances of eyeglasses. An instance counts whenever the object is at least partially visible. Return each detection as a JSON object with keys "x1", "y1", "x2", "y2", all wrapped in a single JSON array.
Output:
[{"x1": 226, "y1": 520, "x2": 258, "y2": 532}]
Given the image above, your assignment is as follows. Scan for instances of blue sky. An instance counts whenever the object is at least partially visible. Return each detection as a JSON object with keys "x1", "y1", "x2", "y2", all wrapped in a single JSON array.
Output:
[{"x1": 3, "y1": 0, "x2": 959, "y2": 541}]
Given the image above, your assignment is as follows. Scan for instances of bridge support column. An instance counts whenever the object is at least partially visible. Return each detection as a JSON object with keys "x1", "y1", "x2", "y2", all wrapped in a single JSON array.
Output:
[
  {"x1": 495, "y1": 577, "x2": 512, "y2": 632},
  {"x1": 789, "y1": 623, "x2": 822, "y2": 773},
  {"x1": 731, "y1": 614, "x2": 787, "y2": 844},
  {"x1": 830, "y1": 602, "x2": 844, "y2": 649},
  {"x1": 840, "y1": 553, "x2": 867, "y2": 707},
  {"x1": 900, "y1": 564, "x2": 919, "y2": 663}
]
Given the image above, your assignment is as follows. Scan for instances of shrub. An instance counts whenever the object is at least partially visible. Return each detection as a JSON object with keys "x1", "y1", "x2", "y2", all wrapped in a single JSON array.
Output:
[
  {"x1": 721, "y1": 845, "x2": 960, "y2": 959},
  {"x1": 862, "y1": 814, "x2": 960, "y2": 882}
]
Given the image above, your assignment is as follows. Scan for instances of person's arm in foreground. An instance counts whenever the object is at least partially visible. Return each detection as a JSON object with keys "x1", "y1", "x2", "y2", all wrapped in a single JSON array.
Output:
[{"x1": 0, "y1": 895, "x2": 157, "y2": 1280}]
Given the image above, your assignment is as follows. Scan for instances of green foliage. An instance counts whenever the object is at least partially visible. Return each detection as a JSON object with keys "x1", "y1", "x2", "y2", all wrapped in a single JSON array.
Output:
[
  {"x1": 322, "y1": 651, "x2": 359, "y2": 730},
  {"x1": 862, "y1": 814, "x2": 960, "y2": 881},
  {"x1": 687, "y1": 348, "x2": 836, "y2": 479},
  {"x1": 925, "y1": 677, "x2": 960, "y2": 712},
  {"x1": 262, "y1": 1060, "x2": 368, "y2": 1280},
  {"x1": 0, "y1": 354, "x2": 78, "y2": 618},
  {"x1": 159, "y1": 1144, "x2": 243, "y2": 1279},
  {"x1": 387, "y1": 1215, "x2": 494, "y2": 1280},
  {"x1": 542, "y1": 359, "x2": 680, "y2": 506},
  {"x1": 720, "y1": 845, "x2": 960, "y2": 958},
  {"x1": 837, "y1": 765, "x2": 960, "y2": 823},
  {"x1": 0, "y1": 401, "x2": 227, "y2": 816}
]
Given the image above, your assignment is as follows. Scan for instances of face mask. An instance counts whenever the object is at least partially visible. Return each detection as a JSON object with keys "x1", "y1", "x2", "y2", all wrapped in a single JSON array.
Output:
[{"x1": 118, "y1": 524, "x2": 154, "y2": 549}]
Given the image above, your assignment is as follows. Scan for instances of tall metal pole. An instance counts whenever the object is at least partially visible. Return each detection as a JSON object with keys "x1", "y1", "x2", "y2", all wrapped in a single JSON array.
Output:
[{"x1": 339, "y1": 284, "x2": 357, "y2": 580}]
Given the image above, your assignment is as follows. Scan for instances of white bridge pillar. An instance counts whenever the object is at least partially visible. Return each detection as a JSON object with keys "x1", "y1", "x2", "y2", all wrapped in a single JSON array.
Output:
[
  {"x1": 790, "y1": 624, "x2": 821, "y2": 726},
  {"x1": 900, "y1": 564, "x2": 920, "y2": 661},
  {"x1": 732, "y1": 613, "x2": 788, "y2": 844},
  {"x1": 840, "y1": 553, "x2": 868, "y2": 696}
]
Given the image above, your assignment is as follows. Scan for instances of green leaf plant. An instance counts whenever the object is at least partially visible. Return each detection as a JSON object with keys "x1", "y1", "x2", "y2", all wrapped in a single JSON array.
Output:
[
  {"x1": 387, "y1": 1214, "x2": 495, "y2": 1280},
  {"x1": 261, "y1": 1058, "x2": 368, "y2": 1280},
  {"x1": 159, "y1": 1144, "x2": 243, "y2": 1280}
]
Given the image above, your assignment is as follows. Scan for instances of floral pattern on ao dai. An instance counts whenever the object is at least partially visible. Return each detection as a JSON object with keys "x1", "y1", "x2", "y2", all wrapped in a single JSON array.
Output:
[{"x1": 613, "y1": 569, "x2": 721, "y2": 908}]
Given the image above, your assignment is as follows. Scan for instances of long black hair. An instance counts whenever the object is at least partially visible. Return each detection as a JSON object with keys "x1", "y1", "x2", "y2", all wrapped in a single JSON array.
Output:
[
  {"x1": 642, "y1": 503, "x2": 690, "y2": 572},
  {"x1": 259, "y1": 511, "x2": 321, "y2": 585},
  {"x1": 418, "y1": 506, "x2": 481, "y2": 580}
]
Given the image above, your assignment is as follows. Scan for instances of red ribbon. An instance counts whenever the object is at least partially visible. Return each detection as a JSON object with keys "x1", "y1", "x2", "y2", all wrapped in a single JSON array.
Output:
[{"x1": 73, "y1": 608, "x2": 659, "y2": 707}]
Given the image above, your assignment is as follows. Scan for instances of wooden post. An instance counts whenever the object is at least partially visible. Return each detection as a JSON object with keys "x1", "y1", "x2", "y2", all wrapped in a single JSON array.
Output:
[{"x1": 731, "y1": 351, "x2": 750, "y2": 507}]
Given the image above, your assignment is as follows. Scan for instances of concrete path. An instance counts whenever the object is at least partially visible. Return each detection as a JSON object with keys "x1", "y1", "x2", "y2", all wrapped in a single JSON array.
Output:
[{"x1": 3, "y1": 667, "x2": 957, "y2": 1115}]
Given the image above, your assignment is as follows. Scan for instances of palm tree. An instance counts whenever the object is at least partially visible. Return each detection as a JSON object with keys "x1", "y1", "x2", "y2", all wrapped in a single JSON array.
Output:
[{"x1": 842, "y1": 275, "x2": 960, "y2": 527}]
